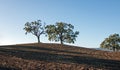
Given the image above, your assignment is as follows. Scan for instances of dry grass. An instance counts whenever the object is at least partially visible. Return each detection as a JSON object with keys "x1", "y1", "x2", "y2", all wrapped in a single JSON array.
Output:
[{"x1": 0, "y1": 43, "x2": 120, "y2": 70}]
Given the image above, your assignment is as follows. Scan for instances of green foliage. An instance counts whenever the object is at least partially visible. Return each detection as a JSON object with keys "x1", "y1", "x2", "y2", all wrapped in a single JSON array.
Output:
[
  {"x1": 24, "y1": 20, "x2": 45, "y2": 43},
  {"x1": 45, "y1": 22, "x2": 79, "y2": 44},
  {"x1": 100, "y1": 33, "x2": 120, "y2": 51}
]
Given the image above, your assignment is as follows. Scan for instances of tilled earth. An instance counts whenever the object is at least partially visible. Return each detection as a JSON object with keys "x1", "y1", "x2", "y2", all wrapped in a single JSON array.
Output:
[{"x1": 0, "y1": 43, "x2": 120, "y2": 70}]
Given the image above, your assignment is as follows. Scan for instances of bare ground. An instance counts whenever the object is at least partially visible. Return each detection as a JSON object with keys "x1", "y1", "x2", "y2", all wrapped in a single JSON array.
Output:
[{"x1": 0, "y1": 43, "x2": 120, "y2": 70}]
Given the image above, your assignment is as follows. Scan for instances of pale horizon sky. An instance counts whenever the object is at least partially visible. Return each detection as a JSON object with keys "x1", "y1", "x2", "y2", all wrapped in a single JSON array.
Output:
[{"x1": 0, "y1": 0, "x2": 120, "y2": 48}]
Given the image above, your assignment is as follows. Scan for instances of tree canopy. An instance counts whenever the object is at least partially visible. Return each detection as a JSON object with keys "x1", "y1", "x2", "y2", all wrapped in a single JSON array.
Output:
[
  {"x1": 24, "y1": 20, "x2": 45, "y2": 43},
  {"x1": 45, "y1": 22, "x2": 79, "y2": 45},
  {"x1": 100, "y1": 33, "x2": 120, "y2": 51}
]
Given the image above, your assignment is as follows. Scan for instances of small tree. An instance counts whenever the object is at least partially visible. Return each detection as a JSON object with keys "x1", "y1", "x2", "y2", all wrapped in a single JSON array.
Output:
[
  {"x1": 100, "y1": 33, "x2": 120, "y2": 51},
  {"x1": 45, "y1": 22, "x2": 79, "y2": 45},
  {"x1": 24, "y1": 20, "x2": 45, "y2": 43}
]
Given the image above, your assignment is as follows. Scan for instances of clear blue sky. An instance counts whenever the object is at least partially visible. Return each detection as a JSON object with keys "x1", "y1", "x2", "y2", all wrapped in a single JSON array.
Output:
[{"x1": 0, "y1": 0, "x2": 120, "y2": 48}]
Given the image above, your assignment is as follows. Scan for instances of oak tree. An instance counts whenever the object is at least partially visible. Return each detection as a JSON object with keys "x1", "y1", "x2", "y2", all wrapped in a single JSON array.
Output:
[
  {"x1": 45, "y1": 22, "x2": 79, "y2": 45},
  {"x1": 100, "y1": 33, "x2": 120, "y2": 51},
  {"x1": 24, "y1": 20, "x2": 45, "y2": 43}
]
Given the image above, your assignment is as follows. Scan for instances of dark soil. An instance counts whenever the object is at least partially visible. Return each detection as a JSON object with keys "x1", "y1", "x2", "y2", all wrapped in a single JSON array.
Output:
[{"x1": 0, "y1": 43, "x2": 120, "y2": 70}]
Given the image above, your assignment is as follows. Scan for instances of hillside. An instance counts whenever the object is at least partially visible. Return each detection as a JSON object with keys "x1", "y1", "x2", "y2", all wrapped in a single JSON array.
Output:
[{"x1": 0, "y1": 43, "x2": 120, "y2": 70}]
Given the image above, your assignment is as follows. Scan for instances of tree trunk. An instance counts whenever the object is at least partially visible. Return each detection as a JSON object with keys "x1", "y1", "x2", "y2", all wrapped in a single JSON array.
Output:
[
  {"x1": 113, "y1": 47, "x2": 116, "y2": 52},
  {"x1": 60, "y1": 40, "x2": 63, "y2": 45},
  {"x1": 37, "y1": 36, "x2": 40, "y2": 43},
  {"x1": 60, "y1": 36, "x2": 63, "y2": 45}
]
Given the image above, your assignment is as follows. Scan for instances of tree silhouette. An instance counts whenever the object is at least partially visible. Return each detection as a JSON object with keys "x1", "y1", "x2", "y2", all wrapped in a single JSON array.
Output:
[
  {"x1": 45, "y1": 22, "x2": 79, "y2": 45},
  {"x1": 100, "y1": 33, "x2": 120, "y2": 51},
  {"x1": 24, "y1": 20, "x2": 45, "y2": 43}
]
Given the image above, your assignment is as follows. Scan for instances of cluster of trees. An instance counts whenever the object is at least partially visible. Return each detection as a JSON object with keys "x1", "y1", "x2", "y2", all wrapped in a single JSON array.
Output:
[
  {"x1": 24, "y1": 20, "x2": 120, "y2": 52},
  {"x1": 24, "y1": 20, "x2": 79, "y2": 45}
]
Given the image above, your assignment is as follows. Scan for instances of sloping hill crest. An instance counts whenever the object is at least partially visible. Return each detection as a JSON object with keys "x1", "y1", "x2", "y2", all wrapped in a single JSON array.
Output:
[{"x1": 0, "y1": 43, "x2": 120, "y2": 70}]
